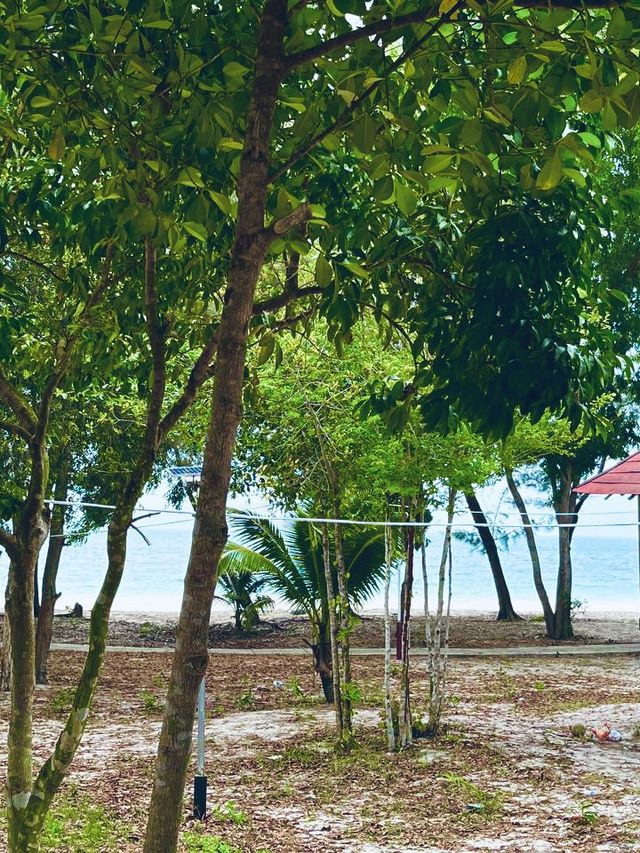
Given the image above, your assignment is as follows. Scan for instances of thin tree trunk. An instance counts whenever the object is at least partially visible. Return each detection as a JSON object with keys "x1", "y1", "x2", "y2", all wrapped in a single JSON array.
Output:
[
  {"x1": 15, "y1": 243, "x2": 160, "y2": 847},
  {"x1": 1, "y1": 577, "x2": 12, "y2": 692},
  {"x1": 310, "y1": 632, "x2": 334, "y2": 704},
  {"x1": 398, "y1": 524, "x2": 415, "y2": 749},
  {"x1": 6, "y1": 552, "x2": 37, "y2": 851},
  {"x1": 553, "y1": 466, "x2": 576, "y2": 640},
  {"x1": 35, "y1": 469, "x2": 69, "y2": 684},
  {"x1": 505, "y1": 470, "x2": 555, "y2": 636},
  {"x1": 427, "y1": 489, "x2": 455, "y2": 735},
  {"x1": 321, "y1": 524, "x2": 342, "y2": 730},
  {"x1": 333, "y1": 509, "x2": 354, "y2": 748},
  {"x1": 144, "y1": 6, "x2": 294, "y2": 847},
  {"x1": 383, "y1": 501, "x2": 395, "y2": 752},
  {"x1": 464, "y1": 490, "x2": 521, "y2": 622}
]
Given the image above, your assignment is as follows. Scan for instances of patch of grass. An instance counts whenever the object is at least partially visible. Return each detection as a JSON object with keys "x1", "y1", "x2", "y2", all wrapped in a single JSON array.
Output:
[
  {"x1": 576, "y1": 800, "x2": 598, "y2": 826},
  {"x1": 235, "y1": 688, "x2": 255, "y2": 710},
  {"x1": 210, "y1": 801, "x2": 248, "y2": 826},
  {"x1": 41, "y1": 792, "x2": 128, "y2": 851},
  {"x1": 182, "y1": 833, "x2": 240, "y2": 853},
  {"x1": 140, "y1": 690, "x2": 162, "y2": 714},
  {"x1": 47, "y1": 686, "x2": 76, "y2": 716},
  {"x1": 443, "y1": 772, "x2": 503, "y2": 817}
]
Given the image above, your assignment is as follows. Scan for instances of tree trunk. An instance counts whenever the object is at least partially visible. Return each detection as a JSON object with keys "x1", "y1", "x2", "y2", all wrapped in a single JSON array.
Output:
[
  {"x1": 6, "y1": 542, "x2": 43, "y2": 850},
  {"x1": 398, "y1": 524, "x2": 415, "y2": 749},
  {"x1": 321, "y1": 524, "x2": 342, "y2": 729},
  {"x1": 310, "y1": 629, "x2": 334, "y2": 704},
  {"x1": 13, "y1": 243, "x2": 160, "y2": 847},
  {"x1": 383, "y1": 501, "x2": 396, "y2": 752},
  {"x1": 505, "y1": 470, "x2": 555, "y2": 636},
  {"x1": 426, "y1": 489, "x2": 455, "y2": 735},
  {"x1": 333, "y1": 510, "x2": 354, "y2": 749},
  {"x1": 35, "y1": 486, "x2": 67, "y2": 684},
  {"x1": 552, "y1": 465, "x2": 576, "y2": 641},
  {"x1": 1, "y1": 578, "x2": 11, "y2": 692},
  {"x1": 464, "y1": 490, "x2": 521, "y2": 622},
  {"x1": 144, "y1": 6, "x2": 291, "y2": 848}
]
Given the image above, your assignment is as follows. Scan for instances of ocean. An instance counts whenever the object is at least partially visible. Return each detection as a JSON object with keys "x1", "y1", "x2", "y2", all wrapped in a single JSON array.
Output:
[{"x1": 0, "y1": 503, "x2": 638, "y2": 618}]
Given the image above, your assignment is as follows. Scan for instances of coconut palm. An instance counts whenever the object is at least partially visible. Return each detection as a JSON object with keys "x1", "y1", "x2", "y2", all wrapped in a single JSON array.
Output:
[
  {"x1": 218, "y1": 511, "x2": 386, "y2": 703},
  {"x1": 216, "y1": 568, "x2": 274, "y2": 632}
]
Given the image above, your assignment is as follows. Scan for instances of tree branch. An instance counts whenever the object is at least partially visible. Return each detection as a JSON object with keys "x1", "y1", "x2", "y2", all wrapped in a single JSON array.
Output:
[
  {"x1": 261, "y1": 203, "x2": 312, "y2": 244},
  {"x1": 274, "y1": 1, "x2": 465, "y2": 180},
  {"x1": 141, "y1": 236, "x2": 167, "y2": 459},
  {"x1": 287, "y1": 0, "x2": 620, "y2": 68},
  {"x1": 0, "y1": 366, "x2": 37, "y2": 435},
  {"x1": 159, "y1": 280, "x2": 323, "y2": 440},
  {"x1": 0, "y1": 525, "x2": 19, "y2": 562},
  {"x1": 37, "y1": 243, "x2": 116, "y2": 439},
  {"x1": 0, "y1": 419, "x2": 32, "y2": 443},
  {"x1": 286, "y1": 5, "x2": 440, "y2": 69},
  {"x1": 4, "y1": 251, "x2": 67, "y2": 284}
]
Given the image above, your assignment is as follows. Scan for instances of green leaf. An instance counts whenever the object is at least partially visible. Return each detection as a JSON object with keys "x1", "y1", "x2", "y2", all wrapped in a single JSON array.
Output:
[
  {"x1": 394, "y1": 181, "x2": 418, "y2": 216},
  {"x1": 578, "y1": 132, "x2": 601, "y2": 148},
  {"x1": 218, "y1": 138, "x2": 244, "y2": 151},
  {"x1": 183, "y1": 221, "x2": 208, "y2": 241},
  {"x1": 143, "y1": 18, "x2": 173, "y2": 28},
  {"x1": 352, "y1": 114, "x2": 376, "y2": 154},
  {"x1": 224, "y1": 62, "x2": 250, "y2": 78},
  {"x1": 209, "y1": 191, "x2": 232, "y2": 215},
  {"x1": 507, "y1": 55, "x2": 527, "y2": 84},
  {"x1": 176, "y1": 168, "x2": 205, "y2": 188},
  {"x1": 580, "y1": 89, "x2": 604, "y2": 113},
  {"x1": 536, "y1": 154, "x2": 563, "y2": 190},
  {"x1": 257, "y1": 335, "x2": 275, "y2": 365},
  {"x1": 340, "y1": 260, "x2": 369, "y2": 279},
  {"x1": 315, "y1": 255, "x2": 333, "y2": 287},
  {"x1": 373, "y1": 175, "x2": 394, "y2": 202},
  {"x1": 47, "y1": 127, "x2": 65, "y2": 161},
  {"x1": 424, "y1": 154, "x2": 453, "y2": 174},
  {"x1": 31, "y1": 96, "x2": 54, "y2": 109}
]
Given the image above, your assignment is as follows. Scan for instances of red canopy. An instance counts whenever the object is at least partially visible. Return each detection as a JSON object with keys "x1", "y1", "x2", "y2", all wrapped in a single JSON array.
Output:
[{"x1": 574, "y1": 451, "x2": 640, "y2": 496}]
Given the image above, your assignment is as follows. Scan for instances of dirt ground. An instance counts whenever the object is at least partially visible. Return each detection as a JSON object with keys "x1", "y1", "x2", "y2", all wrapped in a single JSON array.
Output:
[
  {"x1": 30, "y1": 610, "x2": 640, "y2": 650},
  {"x1": 1, "y1": 648, "x2": 639, "y2": 852}
]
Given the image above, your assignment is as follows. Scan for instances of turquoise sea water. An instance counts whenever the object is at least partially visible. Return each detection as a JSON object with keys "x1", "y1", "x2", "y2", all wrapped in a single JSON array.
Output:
[{"x1": 0, "y1": 509, "x2": 638, "y2": 617}]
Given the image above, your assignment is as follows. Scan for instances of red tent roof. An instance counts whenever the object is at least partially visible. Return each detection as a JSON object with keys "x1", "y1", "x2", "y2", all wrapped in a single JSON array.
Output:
[{"x1": 574, "y1": 451, "x2": 640, "y2": 495}]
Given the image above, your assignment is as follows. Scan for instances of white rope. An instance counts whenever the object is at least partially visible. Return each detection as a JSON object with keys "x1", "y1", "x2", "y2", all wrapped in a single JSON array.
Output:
[{"x1": 44, "y1": 499, "x2": 640, "y2": 530}]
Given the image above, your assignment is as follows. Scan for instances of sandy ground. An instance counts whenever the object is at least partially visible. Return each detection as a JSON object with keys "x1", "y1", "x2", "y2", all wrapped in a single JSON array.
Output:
[
  {"x1": 28, "y1": 609, "x2": 640, "y2": 651},
  {"x1": 1, "y1": 649, "x2": 640, "y2": 851}
]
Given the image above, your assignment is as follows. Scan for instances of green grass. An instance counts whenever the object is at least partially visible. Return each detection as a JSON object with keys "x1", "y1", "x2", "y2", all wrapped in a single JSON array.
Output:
[
  {"x1": 182, "y1": 835, "x2": 241, "y2": 853},
  {"x1": 443, "y1": 772, "x2": 504, "y2": 817},
  {"x1": 41, "y1": 793, "x2": 129, "y2": 851}
]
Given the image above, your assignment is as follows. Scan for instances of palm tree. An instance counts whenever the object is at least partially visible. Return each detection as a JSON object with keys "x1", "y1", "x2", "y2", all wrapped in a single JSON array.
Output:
[
  {"x1": 216, "y1": 568, "x2": 274, "y2": 632},
  {"x1": 218, "y1": 511, "x2": 386, "y2": 703}
]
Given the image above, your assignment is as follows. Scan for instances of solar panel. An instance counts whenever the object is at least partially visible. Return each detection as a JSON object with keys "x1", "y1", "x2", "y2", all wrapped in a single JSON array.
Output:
[{"x1": 169, "y1": 465, "x2": 203, "y2": 477}]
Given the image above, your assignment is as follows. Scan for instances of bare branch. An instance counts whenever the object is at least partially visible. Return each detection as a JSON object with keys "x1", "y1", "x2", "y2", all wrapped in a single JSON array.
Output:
[{"x1": 262, "y1": 203, "x2": 313, "y2": 244}]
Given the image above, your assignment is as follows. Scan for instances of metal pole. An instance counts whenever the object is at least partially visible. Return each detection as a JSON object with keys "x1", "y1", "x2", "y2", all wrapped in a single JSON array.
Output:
[
  {"x1": 193, "y1": 676, "x2": 207, "y2": 819},
  {"x1": 637, "y1": 496, "x2": 640, "y2": 633}
]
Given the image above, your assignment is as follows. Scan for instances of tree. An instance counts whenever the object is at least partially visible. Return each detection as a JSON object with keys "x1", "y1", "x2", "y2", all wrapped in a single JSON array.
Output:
[
  {"x1": 215, "y1": 567, "x2": 274, "y2": 632},
  {"x1": 220, "y1": 511, "x2": 385, "y2": 703},
  {"x1": 3, "y1": 1, "x2": 639, "y2": 847}
]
